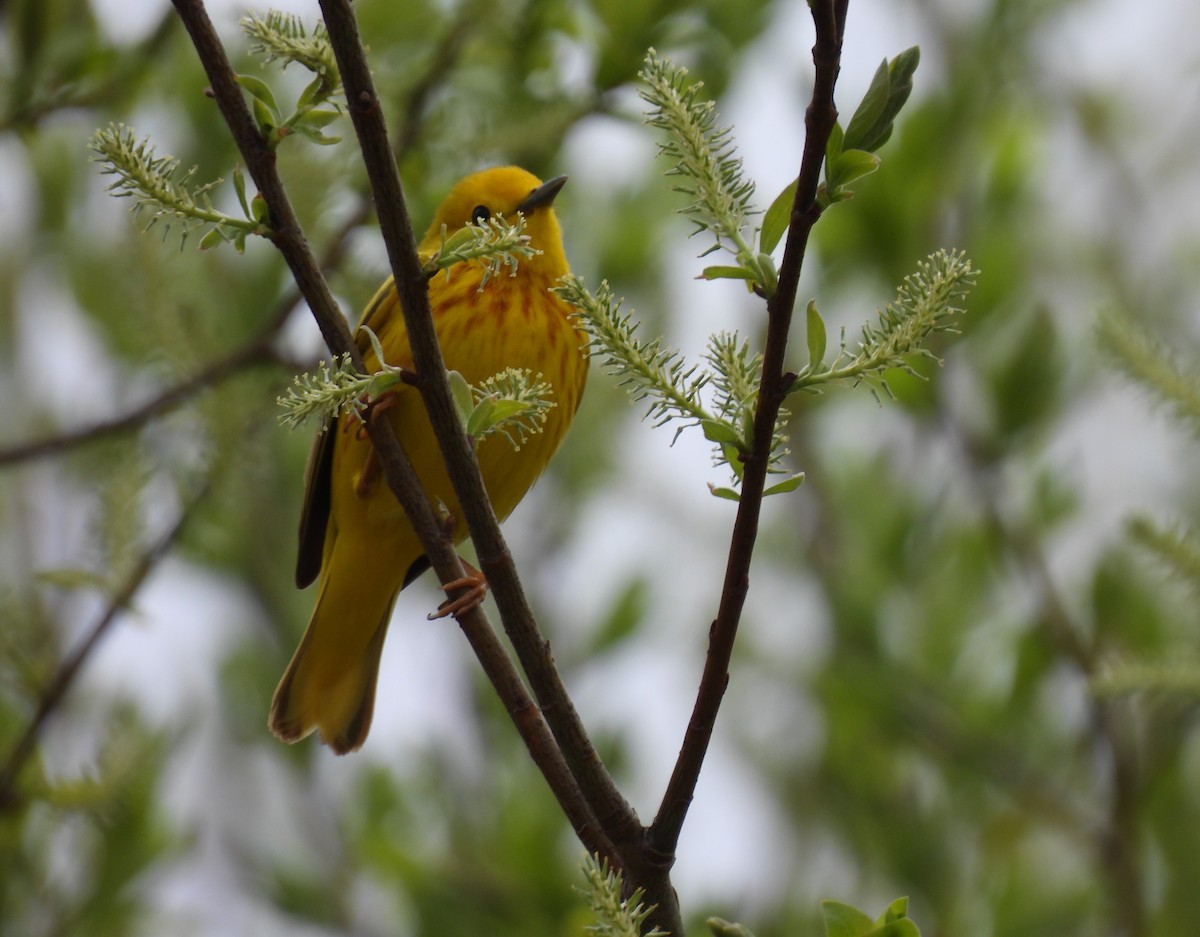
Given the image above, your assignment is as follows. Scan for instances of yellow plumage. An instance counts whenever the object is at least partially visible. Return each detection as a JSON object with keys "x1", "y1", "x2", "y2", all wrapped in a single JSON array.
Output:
[{"x1": 269, "y1": 167, "x2": 587, "y2": 754}]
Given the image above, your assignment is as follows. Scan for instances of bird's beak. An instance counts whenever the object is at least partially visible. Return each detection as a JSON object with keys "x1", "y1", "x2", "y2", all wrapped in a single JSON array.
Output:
[{"x1": 516, "y1": 175, "x2": 568, "y2": 214}]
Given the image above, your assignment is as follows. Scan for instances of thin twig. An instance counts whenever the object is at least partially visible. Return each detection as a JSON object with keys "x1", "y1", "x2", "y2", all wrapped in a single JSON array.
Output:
[
  {"x1": 647, "y1": 0, "x2": 847, "y2": 862},
  {"x1": 0, "y1": 336, "x2": 275, "y2": 467},
  {"x1": 0, "y1": 482, "x2": 207, "y2": 809},
  {"x1": 169, "y1": 0, "x2": 615, "y2": 864},
  {"x1": 316, "y1": 0, "x2": 646, "y2": 875},
  {"x1": 0, "y1": 25, "x2": 466, "y2": 471}
]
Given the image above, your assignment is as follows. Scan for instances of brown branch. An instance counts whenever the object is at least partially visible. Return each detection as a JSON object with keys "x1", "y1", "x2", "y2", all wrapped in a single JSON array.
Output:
[
  {"x1": 316, "y1": 0, "x2": 646, "y2": 861},
  {"x1": 0, "y1": 481, "x2": 207, "y2": 810},
  {"x1": 0, "y1": 16, "x2": 473, "y2": 471},
  {"x1": 168, "y1": 0, "x2": 616, "y2": 866},
  {"x1": 648, "y1": 0, "x2": 847, "y2": 862},
  {"x1": 0, "y1": 334, "x2": 275, "y2": 467}
]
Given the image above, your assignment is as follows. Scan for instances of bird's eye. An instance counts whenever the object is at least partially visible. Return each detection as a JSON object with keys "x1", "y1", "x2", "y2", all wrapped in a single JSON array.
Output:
[{"x1": 471, "y1": 205, "x2": 491, "y2": 225}]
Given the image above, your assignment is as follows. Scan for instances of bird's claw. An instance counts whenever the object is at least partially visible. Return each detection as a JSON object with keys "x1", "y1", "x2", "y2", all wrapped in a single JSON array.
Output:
[{"x1": 429, "y1": 563, "x2": 489, "y2": 620}]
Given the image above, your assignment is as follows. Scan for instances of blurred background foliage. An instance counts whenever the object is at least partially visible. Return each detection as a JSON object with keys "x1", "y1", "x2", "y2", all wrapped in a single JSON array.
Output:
[{"x1": 1, "y1": 0, "x2": 1198, "y2": 935}]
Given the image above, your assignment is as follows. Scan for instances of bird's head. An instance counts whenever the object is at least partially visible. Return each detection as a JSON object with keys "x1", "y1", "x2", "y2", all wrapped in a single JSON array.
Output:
[{"x1": 420, "y1": 166, "x2": 570, "y2": 278}]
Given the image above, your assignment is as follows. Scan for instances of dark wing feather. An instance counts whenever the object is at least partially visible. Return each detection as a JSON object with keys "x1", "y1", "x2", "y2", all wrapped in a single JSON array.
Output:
[{"x1": 295, "y1": 419, "x2": 337, "y2": 588}]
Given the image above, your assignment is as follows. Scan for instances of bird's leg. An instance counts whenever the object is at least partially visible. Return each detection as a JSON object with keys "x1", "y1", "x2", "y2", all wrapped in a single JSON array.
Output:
[
  {"x1": 349, "y1": 389, "x2": 402, "y2": 499},
  {"x1": 429, "y1": 558, "x2": 489, "y2": 620}
]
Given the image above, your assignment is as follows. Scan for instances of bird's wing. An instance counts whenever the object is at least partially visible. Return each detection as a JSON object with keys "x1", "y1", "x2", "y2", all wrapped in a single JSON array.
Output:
[{"x1": 295, "y1": 417, "x2": 336, "y2": 588}]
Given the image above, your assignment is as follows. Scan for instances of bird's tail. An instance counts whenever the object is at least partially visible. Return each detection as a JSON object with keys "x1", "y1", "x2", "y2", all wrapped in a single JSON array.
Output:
[{"x1": 269, "y1": 545, "x2": 400, "y2": 755}]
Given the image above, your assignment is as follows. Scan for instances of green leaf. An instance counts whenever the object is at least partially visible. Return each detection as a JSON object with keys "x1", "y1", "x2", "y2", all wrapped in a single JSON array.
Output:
[
  {"x1": 447, "y1": 369, "x2": 474, "y2": 422},
  {"x1": 232, "y1": 165, "x2": 250, "y2": 217},
  {"x1": 875, "y1": 923, "x2": 920, "y2": 937},
  {"x1": 251, "y1": 95, "x2": 278, "y2": 133},
  {"x1": 849, "y1": 46, "x2": 921, "y2": 153},
  {"x1": 482, "y1": 397, "x2": 536, "y2": 427},
  {"x1": 250, "y1": 193, "x2": 269, "y2": 224},
  {"x1": 360, "y1": 324, "x2": 387, "y2": 366},
  {"x1": 876, "y1": 898, "x2": 910, "y2": 926},
  {"x1": 297, "y1": 107, "x2": 340, "y2": 129},
  {"x1": 822, "y1": 900, "x2": 875, "y2": 937},
  {"x1": 721, "y1": 441, "x2": 745, "y2": 479},
  {"x1": 364, "y1": 370, "x2": 402, "y2": 398},
  {"x1": 296, "y1": 75, "x2": 330, "y2": 110},
  {"x1": 889, "y1": 46, "x2": 920, "y2": 88},
  {"x1": 708, "y1": 485, "x2": 741, "y2": 502},
  {"x1": 293, "y1": 124, "x2": 341, "y2": 145},
  {"x1": 235, "y1": 73, "x2": 279, "y2": 114},
  {"x1": 826, "y1": 120, "x2": 845, "y2": 166},
  {"x1": 700, "y1": 265, "x2": 757, "y2": 282},
  {"x1": 701, "y1": 419, "x2": 741, "y2": 444},
  {"x1": 760, "y1": 178, "x2": 797, "y2": 254},
  {"x1": 874, "y1": 47, "x2": 920, "y2": 151},
  {"x1": 755, "y1": 252, "x2": 778, "y2": 296},
  {"x1": 707, "y1": 919, "x2": 757, "y2": 937},
  {"x1": 764, "y1": 473, "x2": 805, "y2": 496},
  {"x1": 832, "y1": 149, "x2": 882, "y2": 187},
  {"x1": 466, "y1": 397, "x2": 496, "y2": 437},
  {"x1": 844, "y1": 59, "x2": 891, "y2": 151},
  {"x1": 806, "y1": 300, "x2": 827, "y2": 370},
  {"x1": 198, "y1": 227, "x2": 225, "y2": 251}
]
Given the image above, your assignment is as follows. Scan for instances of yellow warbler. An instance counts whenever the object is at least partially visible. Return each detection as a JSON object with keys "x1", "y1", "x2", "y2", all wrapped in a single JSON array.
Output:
[{"x1": 270, "y1": 167, "x2": 587, "y2": 754}]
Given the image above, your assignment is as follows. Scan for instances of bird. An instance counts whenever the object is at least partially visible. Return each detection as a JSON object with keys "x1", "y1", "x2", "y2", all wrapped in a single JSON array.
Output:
[{"x1": 269, "y1": 167, "x2": 588, "y2": 754}]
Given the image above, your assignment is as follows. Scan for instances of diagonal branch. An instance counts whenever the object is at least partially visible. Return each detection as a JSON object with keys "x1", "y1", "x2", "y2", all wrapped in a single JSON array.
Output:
[
  {"x1": 648, "y1": 0, "x2": 847, "y2": 860},
  {"x1": 314, "y1": 0, "x2": 654, "y2": 895},
  {"x1": 0, "y1": 18, "x2": 474, "y2": 471},
  {"x1": 168, "y1": 0, "x2": 615, "y2": 866},
  {"x1": 0, "y1": 480, "x2": 208, "y2": 809},
  {"x1": 320, "y1": 0, "x2": 639, "y2": 821},
  {"x1": 0, "y1": 332, "x2": 277, "y2": 467}
]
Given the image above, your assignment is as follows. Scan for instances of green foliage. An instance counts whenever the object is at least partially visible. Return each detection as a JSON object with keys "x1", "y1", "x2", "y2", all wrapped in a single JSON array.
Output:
[
  {"x1": 1125, "y1": 516, "x2": 1200, "y2": 588},
  {"x1": 707, "y1": 917, "x2": 757, "y2": 936},
  {"x1": 640, "y1": 49, "x2": 772, "y2": 294},
  {"x1": 555, "y1": 274, "x2": 801, "y2": 497},
  {"x1": 789, "y1": 249, "x2": 977, "y2": 397},
  {"x1": 819, "y1": 48, "x2": 920, "y2": 208},
  {"x1": 276, "y1": 214, "x2": 548, "y2": 439},
  {"x1": 89, "y1": 124, "x2": 267, "y2": 252},
  {"x1": 578, "y1": 855, "x2": 668, "y2": 937},
  {"x1": 238, "y1": 13, "x2": 344, "y2": 148},
  {"x1": 426, "y1": 213, "x2": 538, "y2": 285},
  {"x1": 4, "y1": 1, "x2": 1200, "y2": 936},
  {"x1": 554, "y1": 275, "x2": 712, "y2": 433},
  {"x1": 0, "y1": 713, "x2": 173, "y2": 937},
  {"x1": 563, "y1": 49, "x2": 953, "y2": 500},
  {"x1": 241, "y1": 10, "x2": 339, "y2": 91},
  {"x1": 275, "y1": 352, "x2": 365, "y2": 429},
  {"x1": 820, "y1": 898, "x2": 920, "y2": 937},
  {"x1": 451, "y1": 367, "x2": 557, "y2": 449},
  {"x1": 1098, "y1": 308, "x2": 1200, "y2": 437},
  {"x1": 277, "y1": 333, "x2": 555, "y2": 451}
]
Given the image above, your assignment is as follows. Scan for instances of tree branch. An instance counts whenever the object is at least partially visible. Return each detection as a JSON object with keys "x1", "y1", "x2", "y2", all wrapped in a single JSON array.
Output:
[
  {"x1": 314, "y1": 0, "x2": 649, "y2": 877},
  {"x1": 0, "y1": 481, "x2": 207, "y2": 810},
  {"x1": 0, "y1": 332, "x2": 276, "y2": 467},
  {"x1": 648, "y1": 0, "x2": 846, "y2": 860},
  {"x1": 168, "y1": 0, "x2": 616, "y2": 865},
  {"x1": 0, "y1": 20, "x2": 470, "y2": 472}
]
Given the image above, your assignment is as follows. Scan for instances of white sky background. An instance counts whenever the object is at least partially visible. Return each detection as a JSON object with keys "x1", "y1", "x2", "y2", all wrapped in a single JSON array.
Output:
[{"x1": 15, "y1": 0, "x2": 1200, "y2": 933}]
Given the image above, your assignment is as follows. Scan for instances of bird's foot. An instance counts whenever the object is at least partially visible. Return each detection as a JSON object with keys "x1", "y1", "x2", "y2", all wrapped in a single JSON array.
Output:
[{"x1": 429, "y1": 560, "x2": 489, "y2": 620}]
